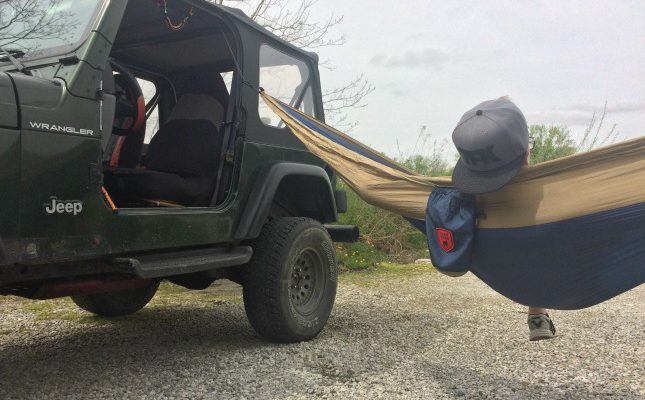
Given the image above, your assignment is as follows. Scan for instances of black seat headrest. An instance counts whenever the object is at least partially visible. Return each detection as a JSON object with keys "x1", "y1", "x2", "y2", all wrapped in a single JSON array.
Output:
[{"x1": 172, "y1": 66, "x2": 229, "y2": 108}]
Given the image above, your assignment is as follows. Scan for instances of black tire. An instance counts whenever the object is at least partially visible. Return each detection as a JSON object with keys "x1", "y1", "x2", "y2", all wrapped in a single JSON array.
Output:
[
  {"x1": 243, "y1": 217, "x2": 338, "y2": 342},
  {"x1": 71, "y1": 281, "x2": 160, "y2": 317}
]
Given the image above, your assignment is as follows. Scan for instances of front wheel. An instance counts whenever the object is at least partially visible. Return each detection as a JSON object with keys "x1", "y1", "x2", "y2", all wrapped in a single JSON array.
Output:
[
  {"x1": 243, "y1": 217, "x2": 338, "y2": 342},
  {"x1": 72, "y1": 281, "x2": 160, "y2": 317}
]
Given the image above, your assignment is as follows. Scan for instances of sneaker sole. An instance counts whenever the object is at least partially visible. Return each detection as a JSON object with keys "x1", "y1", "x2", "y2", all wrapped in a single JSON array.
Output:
[{"x1": 530, "y1": 329, "x2": 555, "y2": 341}]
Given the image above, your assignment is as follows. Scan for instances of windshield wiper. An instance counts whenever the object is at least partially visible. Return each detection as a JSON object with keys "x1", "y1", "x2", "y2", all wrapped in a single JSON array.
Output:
[{"x1": 0, "y1": 46, "x2": 31, "y2": 75}]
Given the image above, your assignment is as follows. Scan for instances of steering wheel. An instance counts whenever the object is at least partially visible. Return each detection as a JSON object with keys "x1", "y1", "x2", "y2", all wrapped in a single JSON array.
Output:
[{"x1": 110, "y1": 60, "x2": 145, "y2": 136}]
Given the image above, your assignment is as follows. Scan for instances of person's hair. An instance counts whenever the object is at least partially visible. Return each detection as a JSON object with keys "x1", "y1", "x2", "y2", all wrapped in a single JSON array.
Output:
[{"x1": 498, "y1": 95, "x2": 511, "y2": 101}]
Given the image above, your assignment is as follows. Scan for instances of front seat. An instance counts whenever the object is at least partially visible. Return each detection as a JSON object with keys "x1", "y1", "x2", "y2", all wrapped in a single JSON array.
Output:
[{"x1": 104, "y1": 75, "x2": 226, "y2": 207}]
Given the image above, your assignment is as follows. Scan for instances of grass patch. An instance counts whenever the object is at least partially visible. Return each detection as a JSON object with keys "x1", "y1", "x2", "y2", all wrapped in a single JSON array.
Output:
[
  {"x1": 152, "y1": 282, "x2": 243, "y2": 307},
  {"x1": 339, "y1": 262, "x2": 436, "y2": 286},
  {"x1": 23, "y1": 299, "x2": 91, "y2": 322}
]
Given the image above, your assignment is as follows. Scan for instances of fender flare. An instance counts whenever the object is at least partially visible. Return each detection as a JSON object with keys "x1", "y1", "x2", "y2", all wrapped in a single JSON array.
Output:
[{"x1": 234, "y1": 162, "x2": 337, "y2": 240}]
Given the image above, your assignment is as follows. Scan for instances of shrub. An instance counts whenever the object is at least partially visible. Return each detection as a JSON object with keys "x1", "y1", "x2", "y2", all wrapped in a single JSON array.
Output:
[{"x1": 529, "y1": 125, "x2": 577, "y2": 164}]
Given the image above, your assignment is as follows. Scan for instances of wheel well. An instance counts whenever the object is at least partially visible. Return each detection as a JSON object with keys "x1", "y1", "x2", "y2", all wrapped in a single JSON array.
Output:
[
  {"x1": 270, "y1": 175, "x2": 336, "y2": 222},
  {"x1": 234, "y1": 162, "x2": 338, "y2": 240}
]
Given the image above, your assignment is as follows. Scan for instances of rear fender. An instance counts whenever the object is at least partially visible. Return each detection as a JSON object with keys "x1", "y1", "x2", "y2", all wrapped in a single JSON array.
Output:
[{"x1": 234, "y1": 162, "x2": 337, "y2": 240}]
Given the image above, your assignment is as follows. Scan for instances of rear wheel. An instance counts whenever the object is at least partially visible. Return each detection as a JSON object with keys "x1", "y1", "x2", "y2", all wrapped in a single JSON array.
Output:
[
  {"x1": 72, "y1": 281, "x2": 160, "y2": 317},
  {"x1": 243, "y1": 217, "x2": 337, "y2": 342}
]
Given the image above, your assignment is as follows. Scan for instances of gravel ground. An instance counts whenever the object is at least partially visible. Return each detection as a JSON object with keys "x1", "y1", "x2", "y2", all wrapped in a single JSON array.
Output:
[{"x1": 0, "y1": 265, "x2": 643, "y2": 399}]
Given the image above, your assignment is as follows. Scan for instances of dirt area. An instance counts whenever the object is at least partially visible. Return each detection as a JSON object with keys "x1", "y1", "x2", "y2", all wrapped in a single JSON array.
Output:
[{"x1": 0, "y1": 264, "x2": 643, "y2": 399}]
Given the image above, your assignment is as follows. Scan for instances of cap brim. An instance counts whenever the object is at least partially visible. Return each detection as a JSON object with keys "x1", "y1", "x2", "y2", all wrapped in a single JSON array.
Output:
[{"x1": 451, "y1": 154, "x2": 525, "y2": 194}]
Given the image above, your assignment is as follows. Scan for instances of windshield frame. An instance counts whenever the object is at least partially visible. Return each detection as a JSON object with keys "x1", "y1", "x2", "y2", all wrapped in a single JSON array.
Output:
[{"x1": 0, "y1": 0, "x2": 106, "y2": 67}]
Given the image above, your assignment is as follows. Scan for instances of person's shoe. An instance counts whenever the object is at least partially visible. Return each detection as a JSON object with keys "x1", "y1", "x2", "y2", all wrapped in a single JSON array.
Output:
[{"x1": 528, "y1": 313, "x2": 556, "y2": 341}]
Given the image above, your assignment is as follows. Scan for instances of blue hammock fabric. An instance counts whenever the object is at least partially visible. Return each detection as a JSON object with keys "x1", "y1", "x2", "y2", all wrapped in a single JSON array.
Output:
[
  {"x1": 262, "y1": 93, "x2": 645, "y2": 310},
  {"x1": 419, "y1": 201, "x2": 645, "y2": 309}
]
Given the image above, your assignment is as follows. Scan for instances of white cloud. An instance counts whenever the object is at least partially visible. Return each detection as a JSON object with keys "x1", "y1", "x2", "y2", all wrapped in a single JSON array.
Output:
[
  {"x1": 554, "y1": 102, "x2": 645, "y2": 114},
  {"x1": 527, "y1": 101, "x2": 645, "y2": 127},
  {"x1": 380, "y1": 82, "x2": 412, "y2": 97},
  {"x1": 526, "y1": 110, "x2": 593, "y2": 127},
  {"x1": 370, "y1": 48, "x2": 451, "y2": 69}
]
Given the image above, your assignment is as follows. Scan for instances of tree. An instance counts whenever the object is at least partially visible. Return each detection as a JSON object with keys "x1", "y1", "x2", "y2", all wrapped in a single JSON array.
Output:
[
  {"x1": 217, "y1": 0, "x2": 374, "y2": 129},
  {"x1": 529, "y1": 125, "x2": 577, "y2": 164},
  {"x1": 0, "y1": 0, "x2": 73, "y2": 50}
]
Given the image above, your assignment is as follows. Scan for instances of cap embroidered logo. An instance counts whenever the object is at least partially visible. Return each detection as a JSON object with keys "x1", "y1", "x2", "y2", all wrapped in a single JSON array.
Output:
[
  {"x1": 457, "y1": 145, "x2": 501, "y2": 167},
  {"x1": 436, "y1": 228, "x2": 455, "y2": 252}
]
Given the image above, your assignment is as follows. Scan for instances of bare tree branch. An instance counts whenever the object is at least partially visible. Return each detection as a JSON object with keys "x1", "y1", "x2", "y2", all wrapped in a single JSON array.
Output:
[
  {"x1": 0, "y1": 0, "x2": 75, "y2": 50},
  {"x1": 578, "y1": 101, "x2": 621, "y2": 152}
]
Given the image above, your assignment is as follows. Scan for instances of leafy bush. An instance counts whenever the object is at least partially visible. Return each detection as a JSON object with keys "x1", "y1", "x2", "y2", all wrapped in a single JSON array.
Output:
[
  {"x1": 400, "y1": 151, "x2": 451, "y2": 177},
  {"x1": 529, "y1": 125, "x2": 577, "y2": 164}
]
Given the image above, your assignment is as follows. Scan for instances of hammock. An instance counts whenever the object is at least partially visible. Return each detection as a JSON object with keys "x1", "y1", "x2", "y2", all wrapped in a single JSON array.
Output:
[{"x1": 261, "y1": 93, "x2": 645, "y2": 310}]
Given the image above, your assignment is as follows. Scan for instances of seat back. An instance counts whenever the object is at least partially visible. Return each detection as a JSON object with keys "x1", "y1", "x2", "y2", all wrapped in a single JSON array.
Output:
[{"x1": 146, "y1": 94, "x2": 223, "y2": 176}]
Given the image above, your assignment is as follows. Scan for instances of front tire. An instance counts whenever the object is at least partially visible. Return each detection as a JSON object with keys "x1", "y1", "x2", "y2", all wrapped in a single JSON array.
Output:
[
  {"x1": 71, "y1": 281, "x2": 160, "y2": 317},
  {"x1": 243, "y1": 217, "x2": 338, "y2": 342}
]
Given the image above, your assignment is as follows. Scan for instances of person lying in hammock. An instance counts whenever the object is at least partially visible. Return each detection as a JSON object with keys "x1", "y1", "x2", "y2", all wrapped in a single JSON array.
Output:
[{"x1": 450, "y1": 96, "x2": 557, "y2": 341}]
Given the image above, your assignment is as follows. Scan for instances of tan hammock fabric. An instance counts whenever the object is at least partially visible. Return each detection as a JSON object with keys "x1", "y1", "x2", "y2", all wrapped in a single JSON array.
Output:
[{"x1": 262, "y1": 93, "x2": 645, "y2": 228}]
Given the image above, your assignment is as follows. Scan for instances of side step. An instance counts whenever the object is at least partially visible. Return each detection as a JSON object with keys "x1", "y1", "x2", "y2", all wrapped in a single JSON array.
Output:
[{"x1": 116, "y1": 246, "x2": 253, "y2": 279}]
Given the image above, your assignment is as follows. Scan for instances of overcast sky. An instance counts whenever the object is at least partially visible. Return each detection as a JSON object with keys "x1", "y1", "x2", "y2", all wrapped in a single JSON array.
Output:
[{"x1": 310, "y1": 0, "x2": 645, "y2": 159}]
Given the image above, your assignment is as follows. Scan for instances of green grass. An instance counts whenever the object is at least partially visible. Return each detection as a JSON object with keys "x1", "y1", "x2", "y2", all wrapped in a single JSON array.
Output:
[
  {"x1": 339, "y1": 262, "x2": 436, "y2": 286},
  {"x1": 150, "y1": 282, "x2": 243, "y2": 307},
  {"x1": 22, "y1": 299, "x2": 92, "y2": 322}
]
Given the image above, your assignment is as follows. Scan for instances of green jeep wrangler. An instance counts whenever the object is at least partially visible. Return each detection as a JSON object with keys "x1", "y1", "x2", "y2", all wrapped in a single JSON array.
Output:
[{"x1": 0, "y1": 0, "x2": 358, "y2": 342}]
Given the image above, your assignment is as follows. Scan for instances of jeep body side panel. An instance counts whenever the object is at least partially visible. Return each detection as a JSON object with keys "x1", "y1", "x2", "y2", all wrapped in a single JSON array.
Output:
[
  {"x1": 12, "y1": 71, "x2": 104, "y2": 263},
  {"x1": 0, "y1": 73, "x2": 21, "y2": 266}
]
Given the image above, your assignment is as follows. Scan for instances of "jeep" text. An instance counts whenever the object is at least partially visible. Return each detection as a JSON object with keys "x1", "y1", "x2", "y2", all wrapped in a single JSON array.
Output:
[{"x1": 44, "y1": 197, "x2": 83, "y2": 216}]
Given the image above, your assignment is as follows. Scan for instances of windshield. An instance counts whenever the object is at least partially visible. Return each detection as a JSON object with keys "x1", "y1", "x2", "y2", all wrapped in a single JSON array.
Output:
[{"x1": 0, "y1": 0, "x2": 103, "y2": 59}]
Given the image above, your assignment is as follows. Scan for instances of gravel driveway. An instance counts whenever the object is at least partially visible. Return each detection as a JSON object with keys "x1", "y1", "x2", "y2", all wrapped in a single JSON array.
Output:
[{"x1": 0, "y1": 265, "x2": 643, "y2": 399}]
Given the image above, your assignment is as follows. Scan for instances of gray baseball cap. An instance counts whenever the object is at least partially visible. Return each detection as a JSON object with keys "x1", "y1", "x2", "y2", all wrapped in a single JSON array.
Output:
[{"x1": 451, "y1": 98, "x2": 529, "y2": 194}]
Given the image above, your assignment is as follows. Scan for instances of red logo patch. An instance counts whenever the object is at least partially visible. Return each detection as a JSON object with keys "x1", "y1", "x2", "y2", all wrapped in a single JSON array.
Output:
[{"x1": 436, "y1": 228, "x2": 455, "y2": 252}]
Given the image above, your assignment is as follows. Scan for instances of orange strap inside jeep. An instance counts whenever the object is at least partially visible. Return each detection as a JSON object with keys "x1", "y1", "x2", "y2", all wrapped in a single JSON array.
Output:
[{"x1": 101, "y1": 186, "x2": 118, "y2": 212}]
